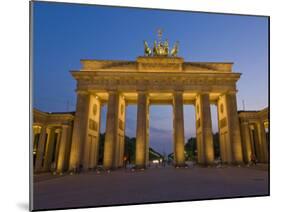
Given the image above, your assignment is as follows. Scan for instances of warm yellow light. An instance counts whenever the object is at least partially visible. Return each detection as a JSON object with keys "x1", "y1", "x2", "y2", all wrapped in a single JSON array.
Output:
[{"x1": 152, "y1": 160, "x2": 159, "y2": 164}]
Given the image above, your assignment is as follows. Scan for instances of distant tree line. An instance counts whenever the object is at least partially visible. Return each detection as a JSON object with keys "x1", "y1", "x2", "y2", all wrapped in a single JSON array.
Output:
[
  {"x1": 184, "y1": 132, "x2": 220, "y2": 160},
  {"x1": 98, "y1": 133, "x2": 163, "y2": 165}
]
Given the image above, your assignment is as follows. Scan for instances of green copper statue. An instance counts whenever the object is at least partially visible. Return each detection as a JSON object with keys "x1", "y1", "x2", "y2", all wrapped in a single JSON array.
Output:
[
  {"x1": 144, "y1": 41, "x2": 152, "y2": 56},
  {"x1": 170, "y1": 41, "x2": 179, "y2": 57}
]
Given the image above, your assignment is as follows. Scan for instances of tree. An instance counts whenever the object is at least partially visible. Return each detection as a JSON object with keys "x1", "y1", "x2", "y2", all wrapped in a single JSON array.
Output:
[
  {"x1": 98, "y1": 134, "x2": 163, "y2": 164},
  {"x1": 184, "y1": 137, "x2": 197, "y2": 160},
  {"x1": 183, "y1": 133, "x2": 221, "y2": 160},
  {"x1": 213, "y1": 132, "x2": 220, "y2": 159},
  {"x1": 98, "y1": 133, "x2": 105, "y2": 164},
  {"x1": 124, "y1": 136, "x2": 136, "y2": 163}
]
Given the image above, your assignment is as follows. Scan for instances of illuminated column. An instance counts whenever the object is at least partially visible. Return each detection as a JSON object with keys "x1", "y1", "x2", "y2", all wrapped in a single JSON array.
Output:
[
  {"x1": 82, "y1": 95, "x2": 101, "y2": 170},
  {"x1": 218, "y1": 96, "x2": 232, "y2": 163},
  {"x1": 249, "y1": 125, "x2": 255, "y2": 155},
  {"x1": 240, "y1": 121, "x2": 252, "y2": 163},
  {"x1": 135, "y1": 91, "x2": 149, "y2": 168},
  {"x1": 146, "y1": 102, "x2": 150, "y2": 166},
  {"x1": 34, "y1": 126, "x2": 46, "y2": 172},
  {"x1": 257, "y1": 121, "x2": 268, "y2": 163},
  {"x1": 195, "y1": 93, "x2": 214, "y2": 165},
  {"x1": 54, "y1": 129, "x2": 62, "y2": 169},
  {"x1": 43, "y1": 127, "x2": 56, "y2": 172},
  {"x1": 173, "y1": 91, "x2": 185, "y2": 167},
  {"x1": 116, "y1": 96, "x2": 126, "y2": 168},
  {"x1": 251, "y1": 124, "x2": 262, "y2": 161},
  {"x1": 225, "y1": 93, "x2": 243, "y2": 164},
  {"x1": 32, "y1": 126, "x2": 41, "y2": 167},
  {"x1": 32, "y1": 126, "x2": 41, "y2": 151},
  {"x1": 103, "y1": 91, "x2": 119, "y2": 169},
  {"x1": 56, "y1": 125, "x2": 70, "y2": 173},
  {"x1": 69, "y1": 91, "x2": 90, "y2": 171},
  {"x1": 218, "y1": 93, "x2": 243, "y2": 164}
]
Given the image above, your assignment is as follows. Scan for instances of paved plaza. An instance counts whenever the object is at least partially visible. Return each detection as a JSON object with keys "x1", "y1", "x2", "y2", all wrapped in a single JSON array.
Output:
[{"x1": 33, "y1": 165, "x2": 269, "y2": 210}]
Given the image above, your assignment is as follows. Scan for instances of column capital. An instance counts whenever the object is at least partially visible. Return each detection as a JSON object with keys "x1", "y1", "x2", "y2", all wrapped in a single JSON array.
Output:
[
  {"x1": 90, "y1": 93, "x2": 101, "y2": 100},
  {"x1": 54, "y1": 128, "x2": 62, "y2": 133},
  {"x1": 255, "y1": 121, "x2": 265, "y2": 129},
  {"x1": 76, "y1": 90, "x2": 89, "y2": 95},
  {"x1": 107, "y1": 89, "x2": 118, "y2": 94},
  {"x1": 173, "y1": 90, "x2": 183, "y2": 94},
  {"x1": 46, "y1": 125, "x2": 56, "y2": 131},
  {"x1": 220, "y1": 90, "x2": 238, "y2": 96},
  {"x1": 32, "y1": 125, "x2": 42, "y2": 130},
  {"x1": 61, "y1": 124, "x2": 70, "y2": 129},
  {"x1": 195, "y1": 92, "x2": 210, "y2": 98},
  {"x1": 136, "y1": 90, "x2": 148, "y2": 94},
  {"x1": 241, "y1": 121, "x2": 249, "y2": 125}
]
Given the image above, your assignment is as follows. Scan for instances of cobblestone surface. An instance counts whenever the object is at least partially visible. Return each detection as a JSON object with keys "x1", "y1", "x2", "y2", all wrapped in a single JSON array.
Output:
[{"x1": 33, "y1": 165, "x2": 269, "y2": 210}]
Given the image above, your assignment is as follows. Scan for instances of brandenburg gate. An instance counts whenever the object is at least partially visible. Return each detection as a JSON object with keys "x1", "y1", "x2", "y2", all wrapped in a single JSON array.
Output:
[{"x1": 68, "y1": 35, "x2": 244, "y2": 171}]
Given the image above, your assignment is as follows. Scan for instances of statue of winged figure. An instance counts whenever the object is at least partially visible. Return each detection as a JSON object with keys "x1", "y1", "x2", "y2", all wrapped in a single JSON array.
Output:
[
  {"x1": 144, "y1": 41, "x2": 152, "y2": 56},
  {"x1": 170, "y1": 41, "x2": 179, "y2": 57}
]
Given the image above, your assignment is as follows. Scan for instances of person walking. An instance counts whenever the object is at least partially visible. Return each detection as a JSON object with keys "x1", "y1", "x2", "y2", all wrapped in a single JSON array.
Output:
[
  {"x1": 123, "y1": 155, "x2": 128, "y2": 169},
  {"x1": 250, "y1": 153, "x2": 257, "y2": 165}
]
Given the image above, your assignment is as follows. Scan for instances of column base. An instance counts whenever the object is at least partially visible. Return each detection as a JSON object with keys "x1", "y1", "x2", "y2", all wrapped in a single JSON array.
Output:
[
  {"x1": 231, "y1": 161, "x2": 244, "y2": 166},
  {"x1": 174, "y1": 163, "x2": 186, "y2": 168},
  {"x1": 52, "y1": 171, "x2": 64, "y2": 176},
  {"x1": 197, "y1": 162, "x2": 216, "y2": 167},
  {"x1": 33, "y1": 169, "x2": 49, "y2": 174},
  {"x1": 134, "y1": 164, "x2": 147, "y2": 170}
]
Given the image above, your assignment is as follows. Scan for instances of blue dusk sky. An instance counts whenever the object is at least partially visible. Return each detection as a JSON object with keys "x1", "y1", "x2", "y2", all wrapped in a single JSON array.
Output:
[{"x1": 32, "y1": 2, "x2": 268, "y2": 154}]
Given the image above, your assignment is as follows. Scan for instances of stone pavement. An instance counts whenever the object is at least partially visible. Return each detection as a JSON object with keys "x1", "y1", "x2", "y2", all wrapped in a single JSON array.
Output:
[{"x1": 33, "y1": 165, "x2": 269, "y2": 210}]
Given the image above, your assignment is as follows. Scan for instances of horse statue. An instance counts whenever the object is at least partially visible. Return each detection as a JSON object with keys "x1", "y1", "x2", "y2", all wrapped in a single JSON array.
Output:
[
  {"x1": 153, "y1": 40, "x2": 158, "y2": 56},
  {"x1": 170, "y1": 41, "x2": 179, "y2": 57},
  {"x1": 163, "y1": 39, "x2": 169, "y2": 56},
  {"x1": 144, "y1": 41, "x2": 152, "y2": 56}
]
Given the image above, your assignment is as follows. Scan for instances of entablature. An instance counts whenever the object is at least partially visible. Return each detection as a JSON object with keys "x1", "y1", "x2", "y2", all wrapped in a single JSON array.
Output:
[
  {"x1": 238, "y1": 107, "x2": 269, "y2": 124},
  {"x1": 33, "y1": 109, "x2": 75, "y2": 126},
  {"x1": 72, "y1": 71, "x2": 239, "y2": 93},
  {"x1": 78, "y1": 57, "x2": 234, "y2": 73}
]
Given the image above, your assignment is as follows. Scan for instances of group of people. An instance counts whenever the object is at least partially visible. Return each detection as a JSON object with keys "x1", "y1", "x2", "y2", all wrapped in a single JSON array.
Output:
[
  {"x1": 122, "y1": 156, "x2": 169, "y2": 169},
  {"x1": 122, "y1": 153, "x2": 258, "y2": 168}
]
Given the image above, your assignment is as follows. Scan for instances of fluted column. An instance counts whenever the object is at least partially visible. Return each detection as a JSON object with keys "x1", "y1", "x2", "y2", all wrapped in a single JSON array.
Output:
[
  {"x1": 249, "y1": 125, "x2": 255, "y2": 156},
  {"x1": 145, "y1": 103, "x2": 150, "y2": 166},
  {"x1": 43, "y1": 127, "x2": 56, "y2": 171},
  {"x1": 240, "y1": 121, "x2": 252, "y2": 163},
  {"x1": 195, "y1": 93, "x2": 214, "y2": 165},
  {"x1": 54, "y1": 129, "x2": 62, "y2": 169},
  {"x1": 82, "y1": 95, "x2": 101, "y2": 170},
  {"x1": 225, "y1": 93, "x2": 243, "y2": 164},
  {"x1": 251, "y1": 124, "x2": 262, "y2": 161},
  {"x1": 103, "y1": 91, "x2": 119, "y2": 169},
  {"x1": 116, "y1": 97, "x2": 126, "y2": 168},
  {"x1": 32, "y1": 126, "x2": 41, "y2": 167},
  {"x1": 257, "y1": 121, "x2": 268, "y2": 163},
  {"x1": 135, "y1": 91, "x2": 149, "y2": 168},
  {"x1": 218, "y1": 96, "x2": 232, "y2": 163},
  {"x1": 69, "y1": 91, "x2": 90, "y2": 171},
  {"x1": 173, "y1": 91, "x2": 185, "y2": 167},
  {"x1": 218, "y1": 93, "x2": 243, "y2": 164},
  {"x1": 35, "y1": 126, "x2": 47, "y2": 172},
  {"x1": 57, "y1": 125, "x2": 70, "y2": 173}
]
